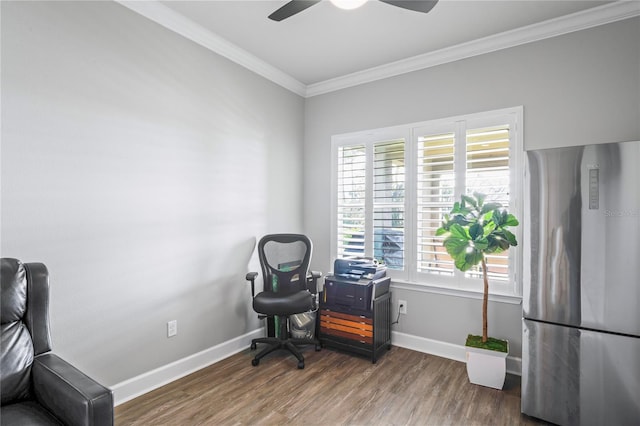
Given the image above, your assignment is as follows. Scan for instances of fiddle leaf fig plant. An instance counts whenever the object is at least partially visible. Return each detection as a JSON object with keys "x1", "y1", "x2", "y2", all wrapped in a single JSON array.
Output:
[{"x1": 436, "y1": 192, "x2": 519, "y2": 350}]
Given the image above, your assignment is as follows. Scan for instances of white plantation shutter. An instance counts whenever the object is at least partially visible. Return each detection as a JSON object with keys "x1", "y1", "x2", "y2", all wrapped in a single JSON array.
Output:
[
  {"x1": 465, "y1": 125, "x2": 511, "y2": 281},
  {"x1": 416, "y1": 132, "x2": 455, "y2": 275},
  {"x1": 337, "y1": 145, "x2": 366, "y2": 258},
  {"x1": 373, "y1": 140, "x2": 405, "y2": 270}
]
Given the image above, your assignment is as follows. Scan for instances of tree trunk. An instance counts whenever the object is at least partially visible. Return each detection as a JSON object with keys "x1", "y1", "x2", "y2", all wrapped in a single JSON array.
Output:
[{"x1": 481, "y1": 257, "x2": 489, "y2": 343}]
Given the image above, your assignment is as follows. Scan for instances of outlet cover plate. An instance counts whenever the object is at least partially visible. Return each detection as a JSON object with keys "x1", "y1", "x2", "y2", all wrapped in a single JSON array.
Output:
[{"x1": 167, "y1": 320, "x2": 177, "y2": 337}]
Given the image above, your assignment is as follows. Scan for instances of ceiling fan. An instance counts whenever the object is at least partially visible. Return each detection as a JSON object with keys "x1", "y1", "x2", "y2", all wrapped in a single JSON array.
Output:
[{"x1": 268, "y1": 0, "x2": 439, "y2": 22}]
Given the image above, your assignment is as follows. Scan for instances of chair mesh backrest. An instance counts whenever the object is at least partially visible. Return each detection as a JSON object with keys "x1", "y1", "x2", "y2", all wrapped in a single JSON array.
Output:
[{"x1": 258, "y1": 234, "x2": 312, "y2": 295}]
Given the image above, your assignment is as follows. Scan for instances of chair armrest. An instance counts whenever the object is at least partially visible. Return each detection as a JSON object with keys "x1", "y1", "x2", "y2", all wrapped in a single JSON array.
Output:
[
  {"x1": 246, "y1": 272, "x2": 258, "y2": 297},
  {"x1": 306, "y1": 270, "x2": 322, "y2": 293},
  {"x1": 32, "y1": 353, "x2": 113, "y2": 426}
]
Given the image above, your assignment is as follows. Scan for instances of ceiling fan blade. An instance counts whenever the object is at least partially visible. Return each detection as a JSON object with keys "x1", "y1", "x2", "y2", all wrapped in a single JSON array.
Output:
[
  {"x1": 268, "y1": 1, "x2": 321, "y2": 21},
  {"x1": 379, "y1": 0, "x2": 439, "y2": 14}
]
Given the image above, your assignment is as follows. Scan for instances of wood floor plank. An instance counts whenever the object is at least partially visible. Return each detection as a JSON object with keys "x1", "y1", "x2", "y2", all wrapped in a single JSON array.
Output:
[{"x1": 115, "y1": 345, "x2": 548, "y2": 425}]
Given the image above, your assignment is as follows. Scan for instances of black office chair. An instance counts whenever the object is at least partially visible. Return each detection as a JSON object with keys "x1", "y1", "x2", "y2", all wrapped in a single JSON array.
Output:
[{"x1": 245, "y1": 234, "x2": 321, "y2": 369}]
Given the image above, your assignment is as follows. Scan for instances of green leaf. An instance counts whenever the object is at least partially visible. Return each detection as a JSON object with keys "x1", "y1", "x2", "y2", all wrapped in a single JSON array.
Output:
[
  {"x1": 503, "y1": 229, "x2": 518, "y2": 246},
  {"x1": 505, "y1": 214, "x2": 519, "y2": 227},
  {"x1": 469, "y1": 223, "x2": 483, "y2": 240},
  {"x1": 461, "y1": 194, "x2": 477, "y2": 209},
  {"x1": 452, "y1": 215, "x2": 471, "y2": 226},
  {"x1": 484, "y1": 245, "x2": 500, "y2": 254},
  {"x1": 452, "y1": 247, "x2": 483, "y2": 271},
  {"x1": 481, "y1": 202, "x2": 502, "y2": 216},
  {"x1": 444, "y1": 238, "x2": 468, "y2": 257},
  {"x1": 485, "y1": 234, "x2": 506, "y2": 252},
  {"x1": 501, "y1": 210, "x2": 509, "y2": 225},
  {"x1": 435, "y1": 226, "x2": 447, "y2": 236},
  {"x1": 451, "y1": 201, "x2": 461, "y2": 213},
  {"x1": 495, "y1": 234, "x2": 510, "y2": 250},
  {"x1": 454, "y1": 252, "x2": 473, "y2": 271},
  {"x1": 449, "y1": 224, "x2": 469, "y2": 240},
  {"x1": 473, "y1": 192, "x2": 486, "y2": 207},
  {"x1": 492, "y1": 209, "x2": 504, "y2": 226},
  {"x1": 474, "y1": 238, "x2": 489, "y2": 250},
  {"x1": 465, "y1": 249, "x2": 484, "y2": 268},
  {"x1": 483, "y1": 221, "x2": 496, "y2": 237}
]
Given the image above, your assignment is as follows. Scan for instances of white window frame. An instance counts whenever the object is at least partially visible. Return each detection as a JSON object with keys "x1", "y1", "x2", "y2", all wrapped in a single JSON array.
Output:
[{"x1": 331, "y1": 107, "x2": 524, "y2": 300}]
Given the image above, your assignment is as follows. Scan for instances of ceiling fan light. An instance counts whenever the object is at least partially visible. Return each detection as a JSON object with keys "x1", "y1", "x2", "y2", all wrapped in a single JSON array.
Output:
[{"x1": 330, "y1": 0, "x2": 368, "y2": 10}]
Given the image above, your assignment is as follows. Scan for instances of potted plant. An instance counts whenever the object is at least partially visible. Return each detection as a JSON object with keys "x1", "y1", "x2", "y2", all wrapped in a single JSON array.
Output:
[{"x1": 436, "y1": 192, "x2": 519, "y2": 389}]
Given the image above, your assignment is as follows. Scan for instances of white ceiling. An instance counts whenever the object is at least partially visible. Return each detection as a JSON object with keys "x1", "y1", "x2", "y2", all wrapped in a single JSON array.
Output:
[{"x1": 120, "y1": 1, "x2": 639, "y2": 96}]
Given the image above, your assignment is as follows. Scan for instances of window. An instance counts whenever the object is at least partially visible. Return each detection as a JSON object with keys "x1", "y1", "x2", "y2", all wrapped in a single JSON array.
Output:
[
  {"x1": 331, "y1": 107, "x2": 523, "y2": 297},
  {"x1": 336, "y1": 136, "x2": 406, "y2": 269}
]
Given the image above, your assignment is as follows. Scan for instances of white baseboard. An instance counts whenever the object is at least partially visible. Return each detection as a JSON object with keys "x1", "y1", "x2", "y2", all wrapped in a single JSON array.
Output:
[
  {"x1": 111, "y1": 329, "x2": 521, "y2": 405},
  {"x1": 111, "y1": 328, "x2": 263, "y2": 406},
  {"x1": 391, "y1": 331, "x2": 522, "y2": 376}
]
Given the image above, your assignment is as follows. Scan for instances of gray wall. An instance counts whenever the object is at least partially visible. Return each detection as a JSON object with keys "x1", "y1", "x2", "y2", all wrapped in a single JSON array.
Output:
[
  {"x1": 303, "y1": 17, "x2": 640, "y2": 360},
  {"x1": 1, "y1": 1, "x2": 304, "y2": 385}
]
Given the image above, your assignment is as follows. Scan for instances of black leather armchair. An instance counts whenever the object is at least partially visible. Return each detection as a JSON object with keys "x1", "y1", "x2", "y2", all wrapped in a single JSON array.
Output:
[{"x1": 1, "y1": 258, "x2": 114, "y2": 425}]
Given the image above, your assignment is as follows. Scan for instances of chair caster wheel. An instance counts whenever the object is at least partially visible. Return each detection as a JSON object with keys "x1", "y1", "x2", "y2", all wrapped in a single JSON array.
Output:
[
  {"x1": 251, "y1": 359, "x2": 259, "y2": 367},
  {"x1": 250, "y1": 342, "x2": 257, "y2": 350},
  {"x1": 297, "y1": 361, "x2": 304, "y2": 369},
  {"x1": 315, "y1": 344, "x2": 321, "y2": 351}
]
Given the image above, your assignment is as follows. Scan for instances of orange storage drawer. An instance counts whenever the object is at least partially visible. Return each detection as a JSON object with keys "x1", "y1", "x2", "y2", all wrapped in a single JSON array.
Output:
[{"x1": 320, "y1": 309, "x2": 373, "y2": 344}]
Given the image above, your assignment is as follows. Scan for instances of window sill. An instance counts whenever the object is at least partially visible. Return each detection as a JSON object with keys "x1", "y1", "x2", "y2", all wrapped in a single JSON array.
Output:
[{"x1": 390, "y1": 279, "x2": 523, "y2": 305}]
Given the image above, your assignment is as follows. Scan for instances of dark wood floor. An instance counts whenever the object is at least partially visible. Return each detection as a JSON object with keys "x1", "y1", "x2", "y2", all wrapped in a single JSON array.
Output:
[{"x1": 115, "y1": 345, "x2": 547, "y2": 425}]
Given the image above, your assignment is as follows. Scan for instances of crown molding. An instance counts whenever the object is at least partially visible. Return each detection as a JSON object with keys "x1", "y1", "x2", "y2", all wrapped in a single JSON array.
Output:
[
  {"x1": 116, "y1": 0, "x2": 307, "y2": 97},
  {"x1": 306, "y1": 1, "x2": 640, "y2": 97},
  {"x1": 117, "y1": 1, "x2": 639, "y2": 99}
]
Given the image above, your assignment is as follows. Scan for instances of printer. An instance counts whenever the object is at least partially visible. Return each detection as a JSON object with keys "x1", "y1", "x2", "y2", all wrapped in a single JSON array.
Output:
[
  {"x1": 323, "y1": 258, "x2": 389, "y2": 313},
  {"x1": 333, "y1": 258, "x2": 386, "y2": 281}
]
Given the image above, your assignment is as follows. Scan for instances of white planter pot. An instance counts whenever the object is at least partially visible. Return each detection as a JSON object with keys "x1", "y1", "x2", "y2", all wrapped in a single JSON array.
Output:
[{"x1": 465, "y1": 343, "x2": 508, "y2": 390}]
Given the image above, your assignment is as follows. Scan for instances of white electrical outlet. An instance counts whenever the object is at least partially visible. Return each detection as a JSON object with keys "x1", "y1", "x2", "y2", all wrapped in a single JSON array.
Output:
[
  {"x1": 167, "y1": 320, "x2": 177, "y2": 337},
  {"x1": 398, "y1": 300, "x2": 407, "y2": 315}
]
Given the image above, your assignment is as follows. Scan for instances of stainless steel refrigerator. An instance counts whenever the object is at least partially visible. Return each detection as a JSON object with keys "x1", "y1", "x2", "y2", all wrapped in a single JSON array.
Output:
[{"x1": 522, "y1": 140, "x2": 640, "y2": 425}]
